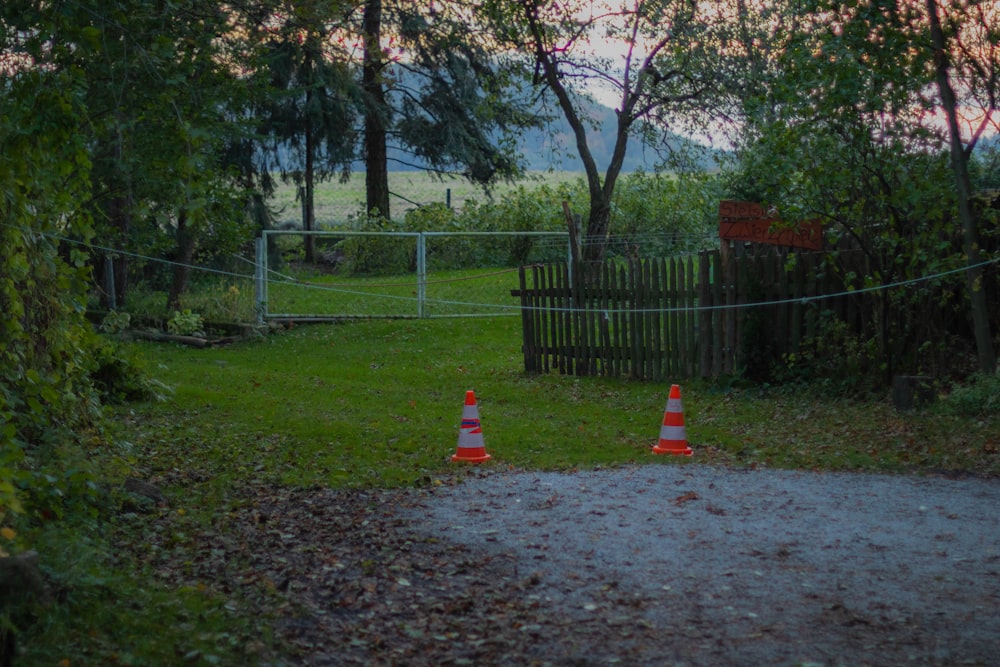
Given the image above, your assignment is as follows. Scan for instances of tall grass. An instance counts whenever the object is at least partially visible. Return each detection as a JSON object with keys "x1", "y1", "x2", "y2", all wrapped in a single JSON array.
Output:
[{"x1": 269, "y1": 171, "x2": 585, "y2": 227}]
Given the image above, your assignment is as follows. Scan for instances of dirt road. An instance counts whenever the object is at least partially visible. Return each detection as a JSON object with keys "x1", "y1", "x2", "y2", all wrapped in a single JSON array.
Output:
[{"x1": 197, "y1": 465, "x2": 1000, "y2": 666}]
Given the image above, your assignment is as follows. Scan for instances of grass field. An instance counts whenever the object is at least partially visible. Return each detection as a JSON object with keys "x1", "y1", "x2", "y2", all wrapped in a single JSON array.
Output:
[
  {"x1": 124, "y1": 319, "x2": 999, "y2": 490},
  {"x1": 263, "y1": 267, "x2": 528, "y2": 318},
  {"x1": 269, "y1": 170, "x2": 585, "y2": 227}
]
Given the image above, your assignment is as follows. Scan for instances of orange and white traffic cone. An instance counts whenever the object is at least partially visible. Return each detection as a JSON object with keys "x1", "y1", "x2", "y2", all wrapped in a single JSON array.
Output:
[
  {"x1": 652, "y1": 384, "x2": 693, "y2": 456},
  {"x1": 452, "y1": 390, "x2": 492, "y2": 463}
]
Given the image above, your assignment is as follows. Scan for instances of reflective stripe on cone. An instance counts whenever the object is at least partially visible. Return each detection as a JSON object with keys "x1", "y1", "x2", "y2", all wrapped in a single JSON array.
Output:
[
  {"x1": 452, "y1": 390, "x2": 492, "y2": 463},
  {"x1": 652, "y1": 384, "x2": 693, "y2": 456}
]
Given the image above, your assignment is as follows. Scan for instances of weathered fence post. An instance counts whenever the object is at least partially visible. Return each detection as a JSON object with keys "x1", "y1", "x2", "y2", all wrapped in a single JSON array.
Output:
[{"x1": 254, "y1": 236, "x2": 266, "y2": 326}]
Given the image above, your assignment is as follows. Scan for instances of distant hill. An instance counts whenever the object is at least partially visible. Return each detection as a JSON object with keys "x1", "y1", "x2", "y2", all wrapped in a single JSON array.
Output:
[
  {"x1": 515, "y1": 99, "x2": 662, "y2": 172},
  {"x1": 377, "y1": 92, "x2": 717, "y2": 174}
]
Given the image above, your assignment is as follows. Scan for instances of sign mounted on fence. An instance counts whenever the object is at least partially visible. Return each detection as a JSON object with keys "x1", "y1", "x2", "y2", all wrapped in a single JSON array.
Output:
[{"x1": 718, "y1": 201, "x2": 823, "y2": 251}]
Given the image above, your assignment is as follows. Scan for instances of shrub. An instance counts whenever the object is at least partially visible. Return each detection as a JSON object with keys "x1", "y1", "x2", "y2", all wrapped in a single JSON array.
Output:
[
  {"x1": 608, "y1": 172, "x2": 721, "y2": 257},
  {"x1": 339, "y1": 213, "x2": 416, "y2": 276},
  {"x1": 944, "y1": 372, "x2": 1000, "y2": 417},
  {"x1": 98, "y1": 311, "x2": 132, "y2": 335},
  {"x1": 167, "y1": 309, "x2": 205, "y2": 337},
  {"x1": 403, "y1": 203, "x2": 481, "y2": 270},
  {"x1": 772, "y1": 309, "x2": 880, "y2": 395},
  {"x1": 1, "y1": 70, "x2": 107, "y2": 538},
  {"x1": 88, "y1": 339, "x2": 170, "y2": 405}
]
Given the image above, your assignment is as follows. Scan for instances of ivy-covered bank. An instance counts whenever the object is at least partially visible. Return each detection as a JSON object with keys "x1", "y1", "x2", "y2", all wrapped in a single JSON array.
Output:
[
  {"x1": 1, "y1": 71, "x2": 99, "y2": 543},
  {"x1": 0, "y1": 68, "x2": 165, "y2": 664}
]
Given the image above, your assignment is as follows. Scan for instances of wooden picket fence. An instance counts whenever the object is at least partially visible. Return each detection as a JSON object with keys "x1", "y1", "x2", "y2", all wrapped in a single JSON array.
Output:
[{"x1": 512, "y1": 247, "x2": 860, "y2": 380}]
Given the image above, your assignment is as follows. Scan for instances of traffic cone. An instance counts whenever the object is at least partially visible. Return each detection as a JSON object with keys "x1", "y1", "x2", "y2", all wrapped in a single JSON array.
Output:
[
  {"x1": 452, "y1": 390, "x2": 492, "y2": 463},
  {"x1": 652, "y1": 384, "x2": 693, "y2": 456}
]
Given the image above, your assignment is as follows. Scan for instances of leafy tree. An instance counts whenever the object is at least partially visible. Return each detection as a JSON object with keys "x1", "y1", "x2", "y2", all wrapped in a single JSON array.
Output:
[
  {"x1": 254, "y1": 0, "x2": 541, "y2": 236},
  {"x1": 925, "y1": 0, "x2": 997, "y2": 373},
  {"x1": 722, "y1": 0, "x2": 998, "y2": 380},
  {"x1": 477, "y1": 0, "x2": 728, "y2": 265},
  {"x1": 2, "y1": 0, "x2": 133, "y2": 308},
  {"x1": 1, "y1": 0, "x2": 210, "y2": 527},
  {"x1": 125, "y1": 2, "x2": 262, "y2": 310},
  {"x1": 4, "y1": 0, "x2": 270, "y2": 309}
]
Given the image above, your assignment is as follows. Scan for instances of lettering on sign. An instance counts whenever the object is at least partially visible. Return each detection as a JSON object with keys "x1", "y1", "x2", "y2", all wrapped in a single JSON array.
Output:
[{"x1": 718, "y1": 200, "x2": 823, "y2": 251}]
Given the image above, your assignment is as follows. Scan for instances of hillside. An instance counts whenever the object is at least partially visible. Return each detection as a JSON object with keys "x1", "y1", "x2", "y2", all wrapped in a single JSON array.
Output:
[
  {"x1": 379, "y1": 91, "x2": 716, "y2": 174},
  {"x1": 515, "y1": 99, "x2": 676, "y2": 172}
]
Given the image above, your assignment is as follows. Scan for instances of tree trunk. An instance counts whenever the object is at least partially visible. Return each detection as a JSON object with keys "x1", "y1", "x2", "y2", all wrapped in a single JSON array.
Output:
[
  {"x1": 99, "y1": 126, "x2": 133, "y2": 308},
  {"x1": 105, "y1": 194, "x2": 131, "y2": 308},
  {"x1": 583, "y1": 109, "x2": 631, "y2": 265},
  {"x1": 300, "y1": 38, "x2": 318, "y2": 265},
  {"x1": 536, "y1": 49, "x2": 619, "y2": 267},
  {"x1": 304, "y1": 119, "x2": 317, "y2": 264},
  {"x1": 518, "y1": 0, "x2": 636, "y2": 268},
  {"x1": 927, "y1": 0, "x2": 996, "y2": 374},
  {"x1": 166, "y1": 208, "x2": 195, "y2": 311},
  {"x1": 363, "y1": 0, "x2": 390, "y2": 221},
  {"x1": 583, "y1": 198, "x2": 613, "y2": 265}
]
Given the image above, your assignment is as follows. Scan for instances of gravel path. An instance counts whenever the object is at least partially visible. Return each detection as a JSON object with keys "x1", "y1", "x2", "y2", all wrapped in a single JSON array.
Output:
[
  {"x1": 186, "y1": 465, "x2": 1000, "y2": 665},
  {"x1": 399, "y1": 465, "x2": 1000, "y2": 666}
]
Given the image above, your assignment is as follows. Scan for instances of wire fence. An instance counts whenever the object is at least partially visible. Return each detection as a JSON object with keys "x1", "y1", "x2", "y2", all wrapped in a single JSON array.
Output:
[
  {"x1": 256, "y1": 230, "x2": 572, "y2": 321},
  {"x1": 10, "y1": 221, "x2": 996, "y2": 327}
]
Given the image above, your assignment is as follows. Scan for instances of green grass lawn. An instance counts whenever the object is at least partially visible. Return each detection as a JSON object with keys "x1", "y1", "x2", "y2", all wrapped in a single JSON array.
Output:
[
  {"x1": 125, "y1": 259, "x2": 537, "y2": 323},
  {"x1": 122, "y1": 318, "x2": 999, "y2": 499},
  {"x1": 262, "y1": 266, "x2": 530, "y2": 319}
]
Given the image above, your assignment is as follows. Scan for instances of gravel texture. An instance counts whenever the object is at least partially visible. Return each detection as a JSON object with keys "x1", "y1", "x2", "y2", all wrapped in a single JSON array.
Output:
[
  {"x1": 153, "y1": 465, "x2": 1000, "y2": 666},
  {"x1": 398, "y1": 465, "x2": 1000, "y2": 666}
]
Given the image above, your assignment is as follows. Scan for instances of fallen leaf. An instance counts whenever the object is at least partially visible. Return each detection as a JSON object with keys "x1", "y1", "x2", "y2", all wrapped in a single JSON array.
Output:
[{"x1": 673, "y1": 491, "x2": 699, "y2": 505}]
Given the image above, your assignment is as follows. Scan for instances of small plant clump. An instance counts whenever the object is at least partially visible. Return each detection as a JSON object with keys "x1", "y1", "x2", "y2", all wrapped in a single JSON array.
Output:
[
  {"x1": 166, "y1": 309, "x2": 205, "y2": 337},
  {"x1": 98, "y1": 310, "x2": 132, "y2": 334},
  {"x1": 944, "y1": 372, "x2": 1000, "y2": 417}
]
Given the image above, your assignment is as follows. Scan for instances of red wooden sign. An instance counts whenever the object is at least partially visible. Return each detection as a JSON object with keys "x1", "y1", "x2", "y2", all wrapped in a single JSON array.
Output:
[{"x1": 719, "y1": 201, "x2": 823, "y2": 251}]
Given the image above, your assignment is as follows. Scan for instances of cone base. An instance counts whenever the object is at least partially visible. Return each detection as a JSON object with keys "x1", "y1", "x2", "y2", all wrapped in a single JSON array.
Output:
[
  {"x1": 451, "y1": 449, "x2": 492, "y2": 463},
  {"x1": 652, "y1": 441, "x2": 693, "y2": 456}
]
